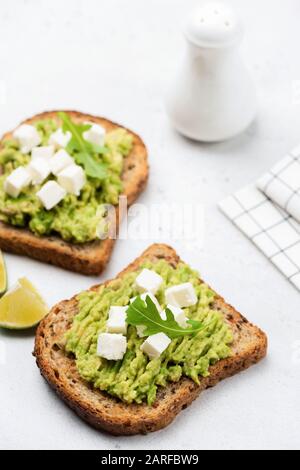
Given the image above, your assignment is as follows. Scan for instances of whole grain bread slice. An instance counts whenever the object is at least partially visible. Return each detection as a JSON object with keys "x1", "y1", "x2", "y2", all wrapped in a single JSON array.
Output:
[
  {"x1": 0, "y1": 110, "x2": 148, "y2": 274},
  {"x1": 34, "y1": 244, "x2": 268, "y2": 435}
]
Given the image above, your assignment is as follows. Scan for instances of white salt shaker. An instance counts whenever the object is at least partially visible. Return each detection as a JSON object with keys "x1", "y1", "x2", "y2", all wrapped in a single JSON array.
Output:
[{"x1": 166, "y1": 2, "x2": 257, "y2": 142}]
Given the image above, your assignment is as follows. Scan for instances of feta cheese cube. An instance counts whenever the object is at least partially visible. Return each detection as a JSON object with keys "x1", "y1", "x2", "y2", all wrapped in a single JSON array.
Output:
[
  {"x1": 50, "y1": 149, "x2": 74, "y2": 176},
  {"x1": 165, "y1": 282, "x2": 198, "y2": 308},
  {"x1": 31, "y1": 145, "x2": 54, "y2": 160},
  {"x1": 135, "y1": 269, "x2": 163, "y2": 295},
  {"x1": 13, "y1": 124, "x2": 41, "y2": 154},
  {"x1": 161, "y1": 304, "x2": 188, "y2": 328},
  {"x1": 140, "y1": 333, "x2": 171, "y2": 360},
  {"x1": 136, "y1": 325, "x2": 147, "y2": 338},
  {"x1": 48, "y1": 128, "x2": 71, "y2": 149},
  {"x1": 4, "y1": 167, "x2": 32, "y2": 198},
  {"x1": 36, "y1": 180, "x2": 66, "y2": 210},
  {"x1": 28, "y1": 158, "x2": 51, "y2": 185},
  {"x1": 83, "y1": 123, "x2": 106, "y2": 147},
  {"x1": 106, "y1": 306, "x2": 128, "y2": 335},
  {"x1": 57, "y1": 164, "x2": 86, "y2": 196},
  {"x1": 97, "y1": 333, "x2": 127, "y2": 361}
]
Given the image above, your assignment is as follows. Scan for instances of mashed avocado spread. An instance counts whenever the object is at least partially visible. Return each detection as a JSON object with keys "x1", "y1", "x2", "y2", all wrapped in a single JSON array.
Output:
[
  {"x1": 64, "y1": 260, "x2": 233, "y2": 405},
  {"x1": 0, "y1": 119, "x2": 133, "y2": 243}
]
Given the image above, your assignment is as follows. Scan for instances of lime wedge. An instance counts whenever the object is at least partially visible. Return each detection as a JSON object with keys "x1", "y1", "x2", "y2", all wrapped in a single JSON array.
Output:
[
  {"x1": 0, "y1": 277, "x2": 48, "y2": 329},
  {"x1": 0, "y1": 250, "x2": 7, "y2": 295}
]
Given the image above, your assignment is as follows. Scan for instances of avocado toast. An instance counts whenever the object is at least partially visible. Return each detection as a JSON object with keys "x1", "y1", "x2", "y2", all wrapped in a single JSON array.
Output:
[
  {"x1": 0, "y1": 111, "x2": 148, "y2": 274},
  {"x1": 34, "y1": 244, "x2": 267, "y2": 435}
]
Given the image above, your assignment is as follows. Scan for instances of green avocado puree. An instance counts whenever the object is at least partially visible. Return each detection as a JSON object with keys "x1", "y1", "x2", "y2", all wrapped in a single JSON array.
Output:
[
  {"x1": 0, "y1": 119, "x2": 133, "y2": 243},
  {"x1": 64, "y1": 260, "x2": 233, "y2": 405}
]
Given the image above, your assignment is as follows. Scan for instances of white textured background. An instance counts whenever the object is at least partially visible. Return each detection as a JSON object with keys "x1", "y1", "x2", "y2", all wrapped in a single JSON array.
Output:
[{"x1": 0, "y1": 0, "x2": 300, "y2": 450}]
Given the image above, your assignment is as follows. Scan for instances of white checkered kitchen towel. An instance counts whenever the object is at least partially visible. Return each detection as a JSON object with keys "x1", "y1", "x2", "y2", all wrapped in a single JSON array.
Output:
[{"x1": 219, "y1": 145, "x2": 300, "y2": 291}]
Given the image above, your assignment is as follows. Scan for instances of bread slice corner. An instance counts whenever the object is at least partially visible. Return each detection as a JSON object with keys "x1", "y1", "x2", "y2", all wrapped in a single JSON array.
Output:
[
  {"x1": 34, "y1": 243, "x2": 268, "y2": 435},
  {"x1": 0, "y1": 110, "x2": 148, "y2": 274}
]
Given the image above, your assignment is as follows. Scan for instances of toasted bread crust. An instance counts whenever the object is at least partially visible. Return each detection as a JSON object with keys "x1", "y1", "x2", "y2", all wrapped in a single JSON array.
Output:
[
  {"x1": 0, "y1": 111, "x2": 148, "y2": 274},
  {"x1": 34, "y1": 244, "x2": 268, "y2": 435}
]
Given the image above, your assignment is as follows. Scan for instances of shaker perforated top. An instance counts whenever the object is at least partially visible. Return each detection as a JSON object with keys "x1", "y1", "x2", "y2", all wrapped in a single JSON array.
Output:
[{"x1": 184, "y1": 2, "x2": 243, "y2": 48}]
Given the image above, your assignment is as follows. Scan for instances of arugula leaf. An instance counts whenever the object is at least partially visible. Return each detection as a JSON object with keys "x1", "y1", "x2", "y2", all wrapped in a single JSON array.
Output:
[
  {"x1": 126, "y1": 295, "x2": 208, "y2": 339},
  {"x1": 58, "y1": 112, "x2": 107, "y2": 180}
]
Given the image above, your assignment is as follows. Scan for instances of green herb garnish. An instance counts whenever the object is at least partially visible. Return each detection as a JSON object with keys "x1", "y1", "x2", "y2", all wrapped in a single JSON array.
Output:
[
  {"x1": 58, "y1": 111, "x2": 107, "y2": 180},
  {"x1": 126, "y1": 295, "x2": 208, "y2": 339}
]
